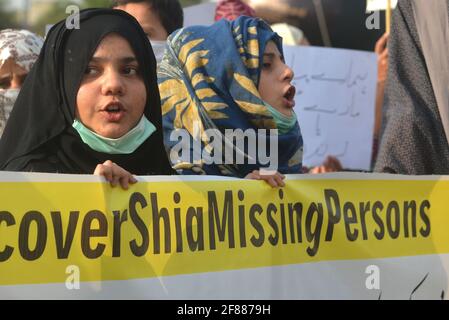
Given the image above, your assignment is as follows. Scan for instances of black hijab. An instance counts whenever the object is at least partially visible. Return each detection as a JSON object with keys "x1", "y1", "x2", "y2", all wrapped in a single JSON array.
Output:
[{"x1": 0, "y1": 8, "x2": 173, "y2": 175}]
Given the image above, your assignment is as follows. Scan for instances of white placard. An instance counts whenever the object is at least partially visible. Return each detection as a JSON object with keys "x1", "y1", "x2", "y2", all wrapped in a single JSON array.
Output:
[
  {"x1": 366, "y1": 0, "x2": 398, "y2": 12},
  {"x1": 284, "y1": 45, "x2": 378, "y2": 170},
  {"x1": 183, "y1": 2, "x2": 216, "y2": 27}
]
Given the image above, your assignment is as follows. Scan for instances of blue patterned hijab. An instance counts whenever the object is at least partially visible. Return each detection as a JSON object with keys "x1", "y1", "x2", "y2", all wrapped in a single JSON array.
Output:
[{"x1": 158, "y1": 16, "x2": 303, "y2": 177}]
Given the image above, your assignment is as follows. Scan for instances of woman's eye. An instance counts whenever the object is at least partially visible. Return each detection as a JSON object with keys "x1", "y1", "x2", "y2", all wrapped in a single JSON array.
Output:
[
  {"x1": 263, "y1": 62, "x2": 271, "y2": 69},
  {"x1": 123, "y1": 66, "x2": 139, "y2": 75},
  {"x1": 0, "y1": 81, "x2": 10, "y2": 89},
  {"x1": 0, "y1": 76, "x2": 12, "y2": 89},
  {"x1": 84, "y1": 66, "x2": 99, "y2": 75}
]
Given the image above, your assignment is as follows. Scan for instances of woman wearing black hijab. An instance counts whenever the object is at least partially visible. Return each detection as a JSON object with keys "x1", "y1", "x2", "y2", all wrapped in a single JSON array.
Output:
[{"x1": 0, "y1": 9, "x2": 174, "y2": 187}]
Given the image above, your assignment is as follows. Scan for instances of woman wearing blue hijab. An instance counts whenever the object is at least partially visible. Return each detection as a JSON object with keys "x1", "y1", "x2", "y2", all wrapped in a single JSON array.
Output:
[{"x1": 158, "y1": 16, "x2": 303, "y2": 186}]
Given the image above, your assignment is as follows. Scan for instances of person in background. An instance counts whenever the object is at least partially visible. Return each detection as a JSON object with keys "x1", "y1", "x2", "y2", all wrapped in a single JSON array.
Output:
[
  {"x1": 113, "y1": 0, "x2": 184, "y2": 64},
  {"x1": 375, "y1": 0, "x2": 449, "y2": 174},
  {"x1": 0, "y1": 9, "x2": 174, "y2": 188},
  {"x1": 248, "y1": 0, "x2": 385, "y2": 51},
  {"x1": 271, "y1": 23, "x2": 310, "y2": 46},
  {"x1": 214, "y1": 0, "x2": 256, "y2": 21},
  {"x1": 0, "y1": 29, "x2": 43, "y2": 137},
  {"x1": 215, "y1": 0, "x2": 311, "y2": 47}
]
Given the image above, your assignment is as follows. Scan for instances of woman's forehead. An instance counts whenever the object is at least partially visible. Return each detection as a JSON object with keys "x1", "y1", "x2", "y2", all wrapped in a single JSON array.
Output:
[
  {"x1": 263, "y1": 41, "x2": 281, "y2": 55},
  {"x1": 92, "y1": 33, "x2": 137, "y2": 60}
]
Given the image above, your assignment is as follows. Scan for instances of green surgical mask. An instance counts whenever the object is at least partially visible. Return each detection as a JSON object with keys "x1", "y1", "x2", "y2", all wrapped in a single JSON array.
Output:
[
  {"x1": 265, "y1": 103, "x2": 298, "y2": 134},
  {"x1": 72, "y1": 116, "x2": 156, "y2": 154}
]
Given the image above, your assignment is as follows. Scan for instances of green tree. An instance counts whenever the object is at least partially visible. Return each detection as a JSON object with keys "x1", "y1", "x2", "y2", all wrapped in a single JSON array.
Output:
[
  {"x1": 179, "y1": 0, "x2": 202, "y2": 8},
  {"x1": 0, "y1": 0, "x2": 19, "y2": 29},
  {"x1": 31, "y1": 0, "x2": 110, "y2": 36},
  {"x1": 31, "y1": 0, "x2": 74, "y2": 36},
  {"x1": 81, "y1": 0, "x2": 113, "y2": 8}
]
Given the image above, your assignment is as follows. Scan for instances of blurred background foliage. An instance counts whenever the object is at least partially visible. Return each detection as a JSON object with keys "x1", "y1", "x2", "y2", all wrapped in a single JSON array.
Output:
[
  {"x1": 0, "y1": 0, "x2": 19, "y2": 29},
  {"x1": 1, "y1": 0, "x2": 384, "y2": 51},
  {"x1": 0, "y1": 0, "x2": 202, "y2": 36}
]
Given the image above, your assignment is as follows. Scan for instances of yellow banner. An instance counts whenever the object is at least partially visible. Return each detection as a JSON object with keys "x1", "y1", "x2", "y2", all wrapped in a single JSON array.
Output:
[{"x1": 0, "y1": 173, "x2": 448, "y2": 286}]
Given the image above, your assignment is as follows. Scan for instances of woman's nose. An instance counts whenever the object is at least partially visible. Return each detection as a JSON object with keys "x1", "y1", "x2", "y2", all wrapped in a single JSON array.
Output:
[
  {"x1": 101, "y1": 69, "x2": 124, "y2": 96},
  {"x1": 283, "y1": 65, "x2": 294, "y2": 82},
  {"x1": 10, "y1": 74, "x2": 23, "y2": 89}
]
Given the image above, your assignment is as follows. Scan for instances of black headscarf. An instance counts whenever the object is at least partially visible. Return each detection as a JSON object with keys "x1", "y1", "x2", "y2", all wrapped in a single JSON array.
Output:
[{"x1": 0, "y1": 8, "x2": 173, "y2": 175}]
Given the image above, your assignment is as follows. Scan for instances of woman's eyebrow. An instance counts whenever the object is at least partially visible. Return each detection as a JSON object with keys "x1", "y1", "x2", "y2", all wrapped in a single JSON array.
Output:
[
  {"x1": 264, "y1": 52, "x2": 285, "y2": 62},
  {"x1": 263, "y1": 53, "x2": 275, "y2": 59}
]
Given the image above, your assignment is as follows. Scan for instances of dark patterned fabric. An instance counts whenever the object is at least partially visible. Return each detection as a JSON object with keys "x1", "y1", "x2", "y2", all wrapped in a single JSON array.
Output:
[{"x1": 374, "y1": 0, "x2": 449, "y2": 174}]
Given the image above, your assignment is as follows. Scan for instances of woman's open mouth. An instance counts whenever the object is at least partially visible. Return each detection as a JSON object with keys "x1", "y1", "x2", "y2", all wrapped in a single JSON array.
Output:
[
  {"x1": 101, "y1": 102, "x2": 126, "y2": 122},
  {"x1": 283, "y1": 85, "x2": 296, "y2": 108}
]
